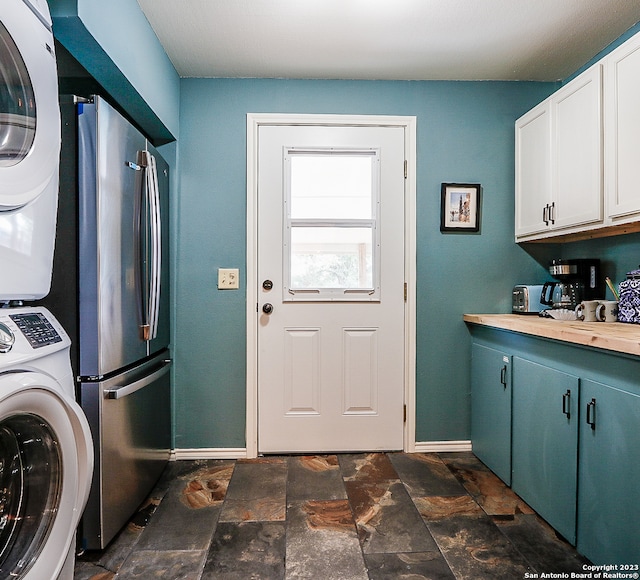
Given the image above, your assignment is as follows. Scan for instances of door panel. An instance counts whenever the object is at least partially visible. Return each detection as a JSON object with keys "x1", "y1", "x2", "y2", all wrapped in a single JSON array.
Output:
[
  {"x1": 577, "y1": 379, "x2": 640, "y2": 563},
  {"x1": 343, "y1": 328, "x2": 378, "y2": 413},
  {"x1": 146, "y1": 143, "x2": 171, "y2": 357},
  {"x1": 512, "y1": 357, "x2": 578, "y2": 545},
  {"x1": 78, "y1": 99, "x2": 148, "y2": 377},
  {"x1": 257, "y1": 125, "x2": 405, "y2": 453},
  {"x1": 284, "y1": 327, "x2": 320, "y2": 413},
  {"x1": 471, "y1": 344, "x2": 512, "y2": 484}
]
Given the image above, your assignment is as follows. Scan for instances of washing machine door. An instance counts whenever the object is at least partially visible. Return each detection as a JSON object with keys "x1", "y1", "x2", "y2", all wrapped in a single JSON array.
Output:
[
  {"x1": 0, "y1": 0, "x2": 60, "y2": 210},
  {"x1": 0, "y1": 372, "x2": 93, "y2": 580}
]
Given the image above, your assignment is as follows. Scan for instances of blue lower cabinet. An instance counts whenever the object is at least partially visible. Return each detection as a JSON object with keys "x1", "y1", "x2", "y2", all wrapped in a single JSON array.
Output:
[
  {"x1": 471, "y1": 344, "x2": 512, "y2": 484},
  {"x1": 577, "y1": 379, "x2": 640, "y2": 564},
  {"x1": 511, "y1": 357, "x2": 579, "y2": 545},
  {"x1": 469, "y1": 327, "x2": 640, "y2": 563}
]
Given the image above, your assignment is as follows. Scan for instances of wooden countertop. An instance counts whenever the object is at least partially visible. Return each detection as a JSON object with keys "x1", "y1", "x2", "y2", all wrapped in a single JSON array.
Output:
[{"x1": 463, "y1": 314, "x2": 640, "y2": 358}]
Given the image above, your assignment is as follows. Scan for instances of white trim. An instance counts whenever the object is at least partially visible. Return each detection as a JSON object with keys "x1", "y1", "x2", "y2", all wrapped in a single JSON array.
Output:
[
  {"x1": 171, "y1": 448, "x2": 248, "y2": 461},
  {"x1": 246, "y1": 113, "x2": 417, "y2": 458},
  {"x1": 413, "y1": 440, "x2": 473, "y2": 453},
  {"x1": 170, "y1": 441, "x2": 472, "y2": 460},
  {"x1": 403, "y1": 117, "x2": 417, "y2": 455}
]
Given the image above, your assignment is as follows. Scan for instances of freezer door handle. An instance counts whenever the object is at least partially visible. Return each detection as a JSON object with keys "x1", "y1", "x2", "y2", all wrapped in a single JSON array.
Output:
[{"x1": 105, "y1": 359, "x2": 172, "y2": 400}]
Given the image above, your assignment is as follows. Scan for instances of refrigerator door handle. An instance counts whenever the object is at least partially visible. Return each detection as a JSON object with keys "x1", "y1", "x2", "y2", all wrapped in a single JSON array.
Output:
[
  {"x1": 133, "y1": 151, "x2": 148, "y2": 340},
  {"x1": 145, "y1": 151, "x2": 162, "y2": 341},
  {"x1": 104, "y1": 359, "x2": 172, "y2": 400},
  {"x1": 133, "y1": 150, "x2": 162, "y2": 342}
]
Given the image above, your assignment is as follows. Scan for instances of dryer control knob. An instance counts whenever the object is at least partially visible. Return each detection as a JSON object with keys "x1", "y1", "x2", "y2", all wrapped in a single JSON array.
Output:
[{"x1": 0, "y1": 322, "x2": 15, "y2": 353}]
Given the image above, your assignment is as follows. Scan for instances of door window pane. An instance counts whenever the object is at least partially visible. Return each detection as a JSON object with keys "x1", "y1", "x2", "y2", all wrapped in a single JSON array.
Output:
[
  {"x1": 290, "y1": 154, "x2": 374, "y2": 219},
  {"x1": 290, "y1": 227, "x2": 373, "y2": 289},
  {"x1": 284, "y1": 148, "x2": 380, "y2": 300}
]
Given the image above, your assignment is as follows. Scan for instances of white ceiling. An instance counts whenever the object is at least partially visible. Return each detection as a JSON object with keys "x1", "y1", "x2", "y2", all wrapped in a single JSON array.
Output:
[{"x1": 137, "y1": 0, "x2": 640, "y2": 81}]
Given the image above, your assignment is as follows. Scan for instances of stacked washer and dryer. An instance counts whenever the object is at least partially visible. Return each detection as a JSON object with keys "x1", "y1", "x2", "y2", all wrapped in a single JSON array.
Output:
[{"x1": 0, "y1": 1, "x2": 93, "y2": 579}]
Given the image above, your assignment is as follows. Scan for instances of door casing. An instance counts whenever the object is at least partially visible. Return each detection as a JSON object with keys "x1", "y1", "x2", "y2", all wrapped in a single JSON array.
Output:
[{"x1": 246, "y1": 113, "x2": 417, "y2": 458}]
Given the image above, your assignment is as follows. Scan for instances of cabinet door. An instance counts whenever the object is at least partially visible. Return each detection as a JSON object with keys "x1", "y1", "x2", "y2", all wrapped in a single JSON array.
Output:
[
  {"x1": 578, "y1": 379, "x2": 640, "y2": 564},
  {"x1": 515, "y1": 102, "x2": 552, "y2": 238},
  {"x1": 512, "y1": 358, "x2": 578, "y2": 545},
  {"x1": 605, "y1": 33, "x2": 640, "y2": 220},
  {"x1": 471, "y1": 344, "x2": 511, "y2": 484},
  {"x1": 552, "y1": 65, "x2": 603, "y2": 230}
]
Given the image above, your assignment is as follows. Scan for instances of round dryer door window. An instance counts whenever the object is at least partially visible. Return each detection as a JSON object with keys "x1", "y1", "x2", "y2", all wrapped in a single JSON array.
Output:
[
  {"x1": 0, "y1": 376, "x2": 93, "y2": 580},
  {"x1": 0, "y1": 1, "x2": 60, "y2": 210},
  {"x1": 0, "y1": 414, "x2": 61, "y2": 576},
  {"x1": 0, "y1": 19, "x2": 36, "y2": 167}
]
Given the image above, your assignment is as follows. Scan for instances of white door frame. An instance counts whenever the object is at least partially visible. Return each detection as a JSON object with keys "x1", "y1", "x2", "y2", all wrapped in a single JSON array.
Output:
[{"x1": 246, "y1": 113, "x2": 417, "y2": 458}]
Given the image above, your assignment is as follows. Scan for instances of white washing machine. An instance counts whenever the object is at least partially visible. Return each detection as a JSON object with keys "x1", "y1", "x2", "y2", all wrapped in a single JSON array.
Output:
[
  {"x1": 0, "y1": 0, "x2": 61, "y2": 301},
  {"x1": 0, "y1": 306, "x2": 93, "y2": 579}
]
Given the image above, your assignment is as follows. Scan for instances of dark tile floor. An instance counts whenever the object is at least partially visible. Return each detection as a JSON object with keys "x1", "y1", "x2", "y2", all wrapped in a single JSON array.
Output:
[{"x1": 74, "y1": 452, "x2": 589, "y2": 579}]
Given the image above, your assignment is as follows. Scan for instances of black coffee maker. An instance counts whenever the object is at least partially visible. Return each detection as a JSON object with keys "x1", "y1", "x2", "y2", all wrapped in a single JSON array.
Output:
[{"x1": 541, "y1": 259, "x2": 603, "y2": 309}]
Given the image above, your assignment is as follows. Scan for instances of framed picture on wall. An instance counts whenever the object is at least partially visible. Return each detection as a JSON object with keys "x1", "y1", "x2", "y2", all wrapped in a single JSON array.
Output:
[{"x1": 440, "y1": 183, "x2": 481, "y2": 232}]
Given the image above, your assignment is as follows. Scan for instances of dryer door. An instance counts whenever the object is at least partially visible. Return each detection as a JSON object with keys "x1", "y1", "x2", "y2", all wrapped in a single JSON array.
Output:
[
  {"x1": 0, "y1": 1, "x2": 60, "y2": 209},
  {"x1": 0, "y1": 373, "x2": 93, "y2": 580}
]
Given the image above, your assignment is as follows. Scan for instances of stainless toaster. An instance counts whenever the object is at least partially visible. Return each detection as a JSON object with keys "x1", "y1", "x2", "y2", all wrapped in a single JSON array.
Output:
[{"x1": 512, "y1": 285, "x2": 544, "y2": 314}]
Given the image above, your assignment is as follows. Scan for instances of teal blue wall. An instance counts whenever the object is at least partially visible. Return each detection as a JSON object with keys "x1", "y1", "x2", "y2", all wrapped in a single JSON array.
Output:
[{"x1": 174, "y1": 79, "x2": 558, "y2": 448}]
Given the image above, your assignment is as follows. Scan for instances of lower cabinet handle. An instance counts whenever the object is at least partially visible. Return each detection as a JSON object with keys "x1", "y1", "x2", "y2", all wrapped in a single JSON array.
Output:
[
  {"x1": 562, "y1": 389, "x2": 571, "y2": 418},
  {"x1": 586, "y1": 398, "x2": 597, "y2": 430},
  {"x1": 500, "y1": 365, "x2": 507, "y2": 388}
]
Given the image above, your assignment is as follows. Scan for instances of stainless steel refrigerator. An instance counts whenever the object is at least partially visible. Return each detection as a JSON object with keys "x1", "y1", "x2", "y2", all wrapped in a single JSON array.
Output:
[{"x1": 45, "y1": 95, "x2": 171, "y2": 550}]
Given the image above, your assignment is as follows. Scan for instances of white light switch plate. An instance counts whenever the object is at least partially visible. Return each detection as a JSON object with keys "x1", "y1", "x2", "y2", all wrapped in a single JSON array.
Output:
[{"x1": 218, "y1": 268, "x2": 239, "y2": 289}]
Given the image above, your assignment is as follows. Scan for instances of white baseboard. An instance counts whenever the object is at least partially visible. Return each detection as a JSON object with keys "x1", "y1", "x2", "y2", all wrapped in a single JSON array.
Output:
[
  {"x1": 171, "y1": 448, "x2": 248, "y2": 461},
  {"x1": 171, "y1": 442, "x2": 472, "y2": 460},
  {"x1": 413, "y1": 440, "x2": 472, "y2": 453}
]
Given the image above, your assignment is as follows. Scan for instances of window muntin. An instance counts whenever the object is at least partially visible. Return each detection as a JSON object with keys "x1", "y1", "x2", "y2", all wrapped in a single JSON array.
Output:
[{"x1": 284, "y1": 148, "x2": 380, "y2": 301}]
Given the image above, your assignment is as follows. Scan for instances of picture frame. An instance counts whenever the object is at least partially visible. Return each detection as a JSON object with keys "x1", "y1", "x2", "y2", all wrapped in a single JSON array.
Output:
[{"x1": 440, "y1": 183, "x2": 481, "y2": 232}]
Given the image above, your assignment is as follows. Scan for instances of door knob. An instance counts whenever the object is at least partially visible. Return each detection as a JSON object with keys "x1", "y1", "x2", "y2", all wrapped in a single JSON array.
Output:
[{"x1": 262, "y1": 303, "x2": 274, "y2": 314}]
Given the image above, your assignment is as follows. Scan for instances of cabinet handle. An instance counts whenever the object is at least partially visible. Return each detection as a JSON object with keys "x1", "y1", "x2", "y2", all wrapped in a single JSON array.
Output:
[
  {"x1": 549, "y1": 202, "x2": 555, "y2": 225},
  {"x1": 542, "y1": 205, "x2": 549, "y2": 225},
  {"x1": 586, "y1": 398, "x2": 596, "y2": 430},
  {"x1": 500, "y1": 365, "x2": 507, "y2": 388},
  {"x1": 562, "y1": 389, "x2": 571, "y2": 419}
]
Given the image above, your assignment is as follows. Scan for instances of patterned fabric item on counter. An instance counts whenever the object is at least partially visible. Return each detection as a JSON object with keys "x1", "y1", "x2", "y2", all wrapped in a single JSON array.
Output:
[{"x1": 618, "y1": 274, "x2": 640, "y2": 324}]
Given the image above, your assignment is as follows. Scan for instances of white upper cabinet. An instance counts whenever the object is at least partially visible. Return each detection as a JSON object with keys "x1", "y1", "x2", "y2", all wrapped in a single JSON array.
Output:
[
  {"x1": 515, "y1": 66, "x2": 603, "y2": 241},
  {"x1": 604, "y1": 32, "x2": 640, "y2": 222},
  {"x1": 515, "y1": 102, "x2": 552, "y2": 237},
  {"x1": 515, "y1": 29, "x2": 640, "y2": 242},
  {"x1": 551, "y1": 65, "x2": 603, "y2": 231}
]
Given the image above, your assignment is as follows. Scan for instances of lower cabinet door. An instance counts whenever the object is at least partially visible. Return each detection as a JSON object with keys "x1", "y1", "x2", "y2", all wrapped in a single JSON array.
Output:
[
  {"x1": 578, "y1": 379, "x2": 640, "y2": 564},
  {"x1": 512, "y1": 357, "x2": 579, "y2": 545},
  {"x1": 471, "y1": 344, "x2": 512, "y2": 484}
]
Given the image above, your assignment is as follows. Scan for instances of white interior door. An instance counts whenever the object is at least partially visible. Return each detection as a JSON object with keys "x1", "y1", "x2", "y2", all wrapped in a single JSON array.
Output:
[{"x1": 257, "y1": 123, "x2": 406, "y2": 453}]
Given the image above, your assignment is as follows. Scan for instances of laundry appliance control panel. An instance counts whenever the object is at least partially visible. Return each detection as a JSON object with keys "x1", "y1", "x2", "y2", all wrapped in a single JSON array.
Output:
[{"x1": 9, "y1": 312, "x2": 62, "y2": 348}]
